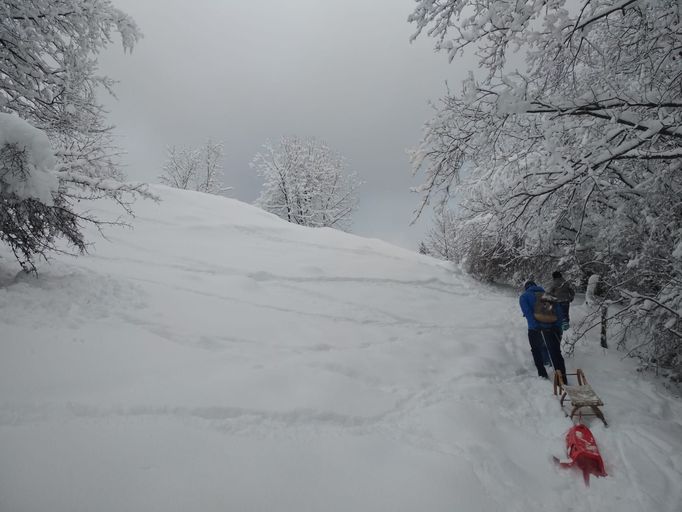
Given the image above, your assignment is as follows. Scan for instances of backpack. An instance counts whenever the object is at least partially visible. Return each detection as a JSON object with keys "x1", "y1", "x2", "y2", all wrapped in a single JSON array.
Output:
[{"x1": 533, "y1": 292, "x2": 557, "y2": 323}]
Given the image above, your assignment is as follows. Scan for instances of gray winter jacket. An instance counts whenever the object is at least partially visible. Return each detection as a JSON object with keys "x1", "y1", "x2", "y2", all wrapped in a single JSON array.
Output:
[{"x1": 548, "y1": 278, "x2": 575, "y2": 303}]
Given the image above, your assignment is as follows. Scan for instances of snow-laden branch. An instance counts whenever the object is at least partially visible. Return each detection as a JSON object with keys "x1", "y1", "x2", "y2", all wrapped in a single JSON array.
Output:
[
  {"x1": 572, "y1": 0, "x2": 642, "y2": 33},
  {"x1": 56, "y1": 170, "x2": 158, "y2": 201},
  {"x1": 527, "y1": 102, "x2": 682, "y2": 140}
]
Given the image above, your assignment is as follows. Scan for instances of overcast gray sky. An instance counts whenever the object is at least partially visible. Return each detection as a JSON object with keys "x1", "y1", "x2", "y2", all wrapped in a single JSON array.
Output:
[{"x1": 99, "y1": 0, "x2": 465, "y2": 249}]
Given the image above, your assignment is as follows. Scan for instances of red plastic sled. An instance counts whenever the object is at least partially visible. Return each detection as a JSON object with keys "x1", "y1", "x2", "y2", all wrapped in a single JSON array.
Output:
[{"x1": 554, "y1": 424, "x2": 607, "y2": 486}]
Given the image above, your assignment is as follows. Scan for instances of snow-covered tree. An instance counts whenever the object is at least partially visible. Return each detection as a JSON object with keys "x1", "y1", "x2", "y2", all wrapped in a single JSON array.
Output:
[
  {"x1": 159, "y1": 146, "x2": 200, "y2": 190},
  {"x1": 159, "y1": 140, "x2": 228, "y2": 195},
  {"x1": 0, "y1": 0, "x2": 153, "y2": 271},
  {"x1": 409, "y1": 0, "x2": 682, "y2": 377},
  {"x1": 252, "y1": 136, "x2": 361, "y2": 230},
  {"x1": 194, "y1": 140, "x2": 226, "y2": 195},
  {"x1": 424, "y1": 208, "x2": 457, "y2": 261}
]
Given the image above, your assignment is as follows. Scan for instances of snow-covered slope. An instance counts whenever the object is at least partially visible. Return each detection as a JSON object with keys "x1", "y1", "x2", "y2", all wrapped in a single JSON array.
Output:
[{"x1": 1, "y1": 186, "x2": 680, "y2": 512}]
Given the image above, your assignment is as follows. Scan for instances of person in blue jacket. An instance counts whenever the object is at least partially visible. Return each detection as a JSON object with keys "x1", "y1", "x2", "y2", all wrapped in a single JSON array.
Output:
[{"x1": 519, "y1": 281, "x2": 567, "y2": 381}]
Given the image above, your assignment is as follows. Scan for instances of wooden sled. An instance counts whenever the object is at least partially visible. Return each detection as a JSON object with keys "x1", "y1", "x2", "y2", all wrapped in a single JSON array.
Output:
[{"x1": 553, "y1": 369, "x2": 608, "y2": 427}]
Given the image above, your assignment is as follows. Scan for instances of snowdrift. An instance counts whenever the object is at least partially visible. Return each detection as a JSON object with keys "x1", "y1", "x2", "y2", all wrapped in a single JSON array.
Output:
[{"x1": 1, "y1": 186, "x2": 680, "y2": 511}]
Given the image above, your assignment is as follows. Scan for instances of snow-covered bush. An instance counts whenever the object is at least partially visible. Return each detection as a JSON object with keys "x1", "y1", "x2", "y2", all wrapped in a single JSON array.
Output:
[
  {"x1": 409, "y1": 0, "x2": 682, "y2": 376},
  {"x1": 252, "y1": 136, "x2": 361, "y2": 230},
  {"x1": 1, "y1": 0, "x2": 154, "y2": 271},
  {"x1": 0, "y1": 114, "x2": 84, "y2": 269}
]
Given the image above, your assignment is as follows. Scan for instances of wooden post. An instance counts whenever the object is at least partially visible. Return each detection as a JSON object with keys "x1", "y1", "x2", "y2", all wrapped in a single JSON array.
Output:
[
  {"x1": 588, "y1": 274, "x2": 609, "y2": 349},
  {"x1": 600, "y1": 305, "x2": 608, "y2": 349}
]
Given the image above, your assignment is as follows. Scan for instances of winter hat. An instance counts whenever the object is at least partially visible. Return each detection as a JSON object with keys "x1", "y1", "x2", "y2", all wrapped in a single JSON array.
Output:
[
  {"x1": 552, "y1": 271, "x2": 562, "y2": 279},
  {"x1": 524, "y1": 280, "x2": 536, "y2": 290}
]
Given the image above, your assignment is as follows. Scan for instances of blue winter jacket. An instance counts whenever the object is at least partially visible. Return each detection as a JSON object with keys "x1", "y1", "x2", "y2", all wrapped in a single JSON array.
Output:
[{"x1": 519, "y1": 284, "x2": 560, "y2": 330}]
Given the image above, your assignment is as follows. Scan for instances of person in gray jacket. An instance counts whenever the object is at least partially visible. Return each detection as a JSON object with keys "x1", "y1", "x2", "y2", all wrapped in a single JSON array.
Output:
[{"x1": 547, "y1": 271, "x2": 576, "y2": 330}]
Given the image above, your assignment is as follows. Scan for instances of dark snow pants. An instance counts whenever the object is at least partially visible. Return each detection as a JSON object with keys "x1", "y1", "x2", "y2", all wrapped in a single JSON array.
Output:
[{"x1": 528, "y1": 328, "x2": 566, "y2": 380}]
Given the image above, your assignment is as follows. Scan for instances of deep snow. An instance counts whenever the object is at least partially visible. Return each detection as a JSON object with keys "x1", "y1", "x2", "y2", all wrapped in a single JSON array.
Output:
[{"x1": 1, "y1": 186, "x2": 681, "y2": 512}]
